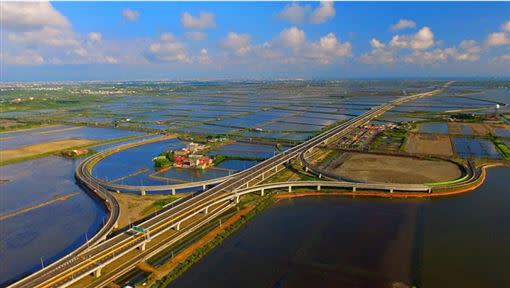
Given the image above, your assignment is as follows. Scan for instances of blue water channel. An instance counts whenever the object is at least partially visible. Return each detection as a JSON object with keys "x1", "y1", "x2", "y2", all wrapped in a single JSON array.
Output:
[{"x1": 0, "y1": 156, "x2": 107, "y2": 286}]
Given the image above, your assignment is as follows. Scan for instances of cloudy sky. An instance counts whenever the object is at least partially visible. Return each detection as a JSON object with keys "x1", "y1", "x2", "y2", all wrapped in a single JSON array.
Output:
[{"x1": 1, "y1": 1, "x2": 509, "y2": 81}]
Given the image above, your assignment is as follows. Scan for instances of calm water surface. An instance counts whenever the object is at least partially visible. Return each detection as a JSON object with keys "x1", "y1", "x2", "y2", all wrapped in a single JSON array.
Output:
[
  {"x1": 172, "y1": 167, "x2": 510, "y2": 288},
  {"x1": 0, "y1": 156, "x2": 107, "y2": 285}
]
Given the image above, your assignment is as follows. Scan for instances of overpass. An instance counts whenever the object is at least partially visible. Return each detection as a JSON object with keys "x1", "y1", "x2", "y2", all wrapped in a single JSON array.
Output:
[{"x1": 9, "y1": 82, "x2": 454, "y2": 288}]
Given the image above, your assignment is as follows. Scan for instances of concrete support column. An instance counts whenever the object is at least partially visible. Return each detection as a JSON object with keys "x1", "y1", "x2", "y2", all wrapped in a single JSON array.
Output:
[
  {"x1": 352, "y1": 186, "x2": 356, "y2": 192},
  {"x1": 236, "y1": 195, "x2": 240, "y2": 204},
  {"x1": 113, "y1": 220, "x2": 119, "y2": 229},
  {"x1": 141, "y1": 190, "x2": 146, "y2": 196},
  {"x1": 305, "y1": 166, "x2": 309, "y2": 172},
  {"x1": 317, "y1": 185, "x2": 321, "y2": 191},
  {"x1": 428, "y1": 188, "x2": 432, "y2": 193},
  {"x1": 116, "y1": 190, "x2": 120, "y2": 193},
  {"x1": 140, "y1": 241, "x2": 146, "y2": 251},
  {"x1": 288, "y1": 186, "x2": 292, "y2": 193},
  {"x1": 318, "y1": 173, "x2": 322, "y2": 179},
  {"x1": 390, "y1": 188, "x2": 394, "y2": 193},
  {"x1": 262, "y1": 173, "x2": 265, "y2": 180},
  {"x1": 204, "y1": 206, "x2": 209, "y2": 215},
  {"x1": 175, "y1": 222, "x2": 181, "y2": 231},
  {"x1": 260, "y1": 189, "x2": 265, "y2": 196},
  {"x1": 94, "y1": 267, "x2": 102, "y2": 278},
  {"x1": 202, "y1": 184, "x2": 206, "y2": 191},
  {"x1": 171, "y1": 188, "x2": 176, "y2": 195}
]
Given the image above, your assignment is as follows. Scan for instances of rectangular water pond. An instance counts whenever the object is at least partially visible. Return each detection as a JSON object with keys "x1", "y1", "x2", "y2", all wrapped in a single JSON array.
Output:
[
  {"x1": 453, "y1": 137, "x2": 502, "y2": 159},
  {"x1": 419, "y1": 122, "x2": 449, "y2": 134}
]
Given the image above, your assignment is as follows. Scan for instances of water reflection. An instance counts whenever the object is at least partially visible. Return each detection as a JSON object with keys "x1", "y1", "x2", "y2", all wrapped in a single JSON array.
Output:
[{"x1": 172, "y1": 167, "x2": 510, "y2": 288}]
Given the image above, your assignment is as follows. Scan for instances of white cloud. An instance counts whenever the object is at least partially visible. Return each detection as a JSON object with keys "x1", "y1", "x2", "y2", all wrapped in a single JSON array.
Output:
[
  {"x1": 411, "y1": 27, "x2": 434, "y2": 49},
  {"x1": 197, "y1": 48, "x2": 212, "y2": 64},
  {"x1": 360, "y1": 49, "x2": 394, "y2": 64},
  {"x1": 450, "y1": 40, "x2": 482, "y2": 61},
  {"x1": 0, "y1": 2, "x2": 70, "y2": 31},
  {"x1": 486, "y1": 32, "x2": 510, "y2": 47},
  {"x1": 404, "y1": 49, "x2": 448, "y2": 64},
  {"x1": 279, "y1": 3, "x2": 310, "y2": 23},
  {"x1": 122, "y1": 9, "x2": 140, "y2": 22},
  {"x1": 221, "y1": 32, "x2": 251, "y2": 56},
  {"x1": 2, "y1": 51, "x2": 45, "y2": 65},
  {"x1": 146, "y1": 34, "x2": 191, "y2": 63},
  {"x1": 160, "y1": 32, "x2": 175, "y2": 42},
  {"x1": 310, "y1": 1, "x2": 336, "y2": 24},
  {"x1": 361, "y1": 38, "x2": 394, "y2": 64},
  {"x1": 390, "y1": 26, "x2": 434, "y2": 50},
  {"x1": 253, "y1": 42, "x2": 281, "y2": 59},
  {"x1": 306, "y1": 33, "x2": 351, "y2": 64},
  {"x1": 279, "y1": 27, "x2": 306, "y2": 49},
  {"x1": 404, "y1": 41, "x2": 481, "y2": 64},
  {"x1": 501, "y1": 21, "x2": 510, "y2": 32},
  {"x1": 7, "y1": 26, "x2": 79, "y2": 48},
  {"x1": 370, "y1": 38, "x2": 385, "y2": 49},
  {"x1": 147, "y1": 41, "x2": 191, "y2": 63},
  {"x1": 87, "y1": 32, "x2": 102, "y2": 44},
  {"x1": 181, "y1": 12, "x2": 215, "y2": 29},
  {"x1": 390, "y1": 19, "x2": 416, "y2": 31},
  {"x1": 2, "y1": 1, "x2": 79, "y2": 50},
  {"x1": 185, "y1": 31, "x2": 207, "y2": 41}
]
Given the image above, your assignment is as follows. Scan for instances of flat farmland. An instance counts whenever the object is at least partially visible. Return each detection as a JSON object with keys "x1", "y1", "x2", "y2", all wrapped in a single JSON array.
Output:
[
  {"x1": 405, "y1": 133, "x2": 454, "y2": 156},
  {"x1": 0, "y1": 139, "x2": 96, "y2": 162},
  {"x1": 329, "y1": 153, "x2": 462, "y2": 184}
]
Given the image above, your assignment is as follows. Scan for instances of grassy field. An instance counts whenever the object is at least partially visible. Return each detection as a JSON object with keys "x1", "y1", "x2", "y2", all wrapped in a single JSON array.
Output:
[{"x1": 0, "y1": 139, "x2": 97, "y2": 163}]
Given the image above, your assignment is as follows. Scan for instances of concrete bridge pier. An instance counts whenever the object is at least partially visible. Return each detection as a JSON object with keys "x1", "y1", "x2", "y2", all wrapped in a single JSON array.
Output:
[
  {"x1": 175, "y1": 222, "x2": 181, "y2": 231},
  {"x1": 235, "y1": 195, "x2": 240, "y2": 204},
  {"x1": 288, "y1": 186, "x2": 292, "y2": 192},
  {"x1": 140, "y1": 190, "x2": 146, "y2": 196},
  {"x1": 139, "y1": 241, "x2": 147, "y2": 251},
  {"x1": 428, "y1": 188, "x2": 432, "y2": 193},
  {"x1": 171, "y1": 188, "x2": 176, "y2": 195},
  {"x1": 260, "y1": 188, "x2": 265, "y2": 196},
  {"x1": 116, "y1": 190, "x2": 120, "y2": 193},
  {"x1": 318, "y1": 173, "x2": 322, "y2": 179},
  {"x1": 390, "y1": 188, "x2": 394, "y2": 193},
  {"x1": 202, "y1": 184, "x2": 207, "y2": 191},
  {"x1": 203, "y1": 206, "x2": 209, "y2": 215},
  {"x1": 317, "y1": 185, "x2": 321, "y2": 191},
  {"x1": 304, "y1": 166, "x2": 309, "y2": 172},
  {"x1": 352, "y1": 186, "x2": 356, "y2": 192}
]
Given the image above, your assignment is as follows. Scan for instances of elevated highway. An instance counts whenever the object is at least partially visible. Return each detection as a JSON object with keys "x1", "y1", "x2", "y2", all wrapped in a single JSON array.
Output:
[{"x1": 9, "y1": 83, "x2": 453, "y2": 288}]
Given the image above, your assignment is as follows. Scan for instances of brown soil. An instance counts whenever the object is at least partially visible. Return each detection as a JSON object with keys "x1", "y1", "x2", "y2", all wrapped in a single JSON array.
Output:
[
  {"x1": 112, "y1": 193, "x2": 186, "y2": 229},
  {"x1": 447, "y1": 122, "x2": 465, "y2": 134},
  {"x1": 405, "y1": 133, "x2": 453, "y2": 156},
  {"x1": 0, "y1": 138, "x2": 97, "y2": 162},
  {"x1": 468, "y1": 123, "x2": 491, "y2": 136},
  {"x1": 0, "y1": 119, "x2": 22, "y2": 130},
  {"x1": 330, "y1": 153, "x2": 462, "y2": 184}
]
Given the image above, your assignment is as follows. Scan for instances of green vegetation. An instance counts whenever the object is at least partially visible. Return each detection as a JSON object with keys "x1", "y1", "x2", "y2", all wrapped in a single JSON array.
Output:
[
  {"x1": 370, "y1": 124, "x2": 414, "y2": 152},
  {"x1": 60, "y1": 148, "x2": 97, "y2": 159},
  {"x1": 490, "y1": 134, "x2": 510, "y2": 160},
  {"x1": 142, "y1": 196, "x2": 180, "y2": 214},
  {"x1": 151, "y1": 195, "x2": 275, "y2": 288},
  {"x1": 153, "y1": 155, "x2": 172, "y2": 168},
  {"x1": 212, "y1": 154, "x2": 265, "y2": 165}
]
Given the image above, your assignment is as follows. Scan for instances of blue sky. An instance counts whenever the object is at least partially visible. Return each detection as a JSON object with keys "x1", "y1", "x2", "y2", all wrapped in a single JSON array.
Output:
[{"x1": 1, "y1": 1, "x2": 509, "y2": 81}]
